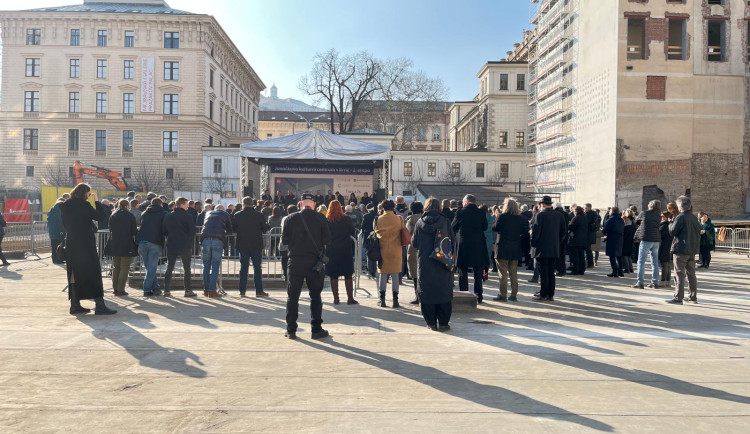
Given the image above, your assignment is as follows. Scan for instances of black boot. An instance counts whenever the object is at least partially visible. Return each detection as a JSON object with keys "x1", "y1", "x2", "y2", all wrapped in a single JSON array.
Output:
[
  {"x1": 94, "y1": 297, "x2": 117, "y2": 315},
  {"x1": 69, "y1": 284, "x2": 90, "y2": 315},
  {"x1": 378, "y1": 291, "x2": 387, "y2": 307},
  {"x1": 392, "y1": 291, "x2": 400, "y2": 308},
  {"x1": 409, "y1": 279, "x2": 420, "y2": 305}
]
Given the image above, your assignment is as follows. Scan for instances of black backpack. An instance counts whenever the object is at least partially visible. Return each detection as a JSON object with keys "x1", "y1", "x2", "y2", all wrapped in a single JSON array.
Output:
[{"x1": 365, "y1": 230, "x2": 382, "y2": 265}]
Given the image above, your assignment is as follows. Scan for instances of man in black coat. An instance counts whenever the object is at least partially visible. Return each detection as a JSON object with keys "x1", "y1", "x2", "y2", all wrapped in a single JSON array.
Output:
[
  {"x1": 163, "y1": 197, "x2": 197, "y2": 297},
  {"x1": 314, "y1": 190, "x2": 325, "y2": 206},
  {"x1": 568, "y1": 206, "x2": 589, "y2": 276},
  {"x1": 282, "y1": 194, "x2": 332, "y2": 340},
  {"x1": 137, "y1": 198, "x2": 168, "y2": 296},
  {"x1": 284, "y1": 190, "x2": 297, "y2": 207},
  {"x1": 531, "y1": 196, "x2": 567, "y2": 301},
  {"x1": 555, "y1": 203, "x2": 571, "y2": 276},
  {"x1": 233, "y1": 196, "x2": 270, "y2": 297},
  {"x1": 187, "y1": 200, "x2": 198, "y2": 223},
  {"x1": 452, "y1": 194, "x2": 489, "y2": 303},
  {"x1": 361, "y1": 204, "x2": 378, "y2": 278},
  {"x1": 584, "y1": 203, "x2": 598, "y2": 268},
  {"x1": 520, "y1": 205, "x2": 533, "y2": 269}
]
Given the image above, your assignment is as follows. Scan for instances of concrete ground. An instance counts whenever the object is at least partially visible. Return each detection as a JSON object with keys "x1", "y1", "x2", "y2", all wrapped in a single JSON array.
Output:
[{"x1": 0, "y1": 253, "x2": 749, "y2": 433}]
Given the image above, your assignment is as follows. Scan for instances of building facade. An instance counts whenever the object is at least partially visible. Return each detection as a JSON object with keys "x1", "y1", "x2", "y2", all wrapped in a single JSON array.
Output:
[
  {"x1": 0, "y1": 0, "x2": 265, "y2": 195},
  {"x1": 529, "y1": 0, "x2": 748, "y2": 217}
]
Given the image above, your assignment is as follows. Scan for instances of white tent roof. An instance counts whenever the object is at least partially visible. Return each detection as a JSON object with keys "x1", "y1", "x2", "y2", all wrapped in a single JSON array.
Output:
[{"x1": 239, "y1": 129, "x2": 391, "y2": 162}]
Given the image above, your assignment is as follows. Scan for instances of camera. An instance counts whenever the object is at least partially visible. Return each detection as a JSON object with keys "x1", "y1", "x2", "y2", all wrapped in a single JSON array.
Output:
[{"x1": 313, "y1": 254, "x2": 329, "y2": 274}]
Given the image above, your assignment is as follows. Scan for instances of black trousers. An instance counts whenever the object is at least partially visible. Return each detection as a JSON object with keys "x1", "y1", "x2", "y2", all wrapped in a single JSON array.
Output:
[
  {"x1": 51, "y1": 239, "x2": 62, "y2": 263},
  {"x1": 585, "y1": 244, "x2": 594, "y2": 267},
  {"x1": 458, "y1": 266, "x2": 483, "y2": 298},
  {"x1": 281, "y1": 251, "x2": 289, "y2": 279},
  {"x1": 609, "y1": 256, "x2": 622, "y2": 275},
  {"x1": 556, "y1": 241, "x2": 567, "y2": 275},
  {"x1": 0, "y1": 234, "x2": 7, "y2": 264},
  {"x1": 421, "y1": 302, "x2": 452, "y2": 327},
  {"x1": 538, "y1": 257, "x2": 556, "y2": 299},
  {"x1": 699, "y1": 246, "x2": 712, "y2": 267},
  {"x1": 570, "y1": 246, "x2": 586, "y2": 275},
  {"x1": 286, "y1": 269, "x2": 325, "y2": 333},
  {"x1": 164, "y1": 248, "x2": 192, "y2": 291}
]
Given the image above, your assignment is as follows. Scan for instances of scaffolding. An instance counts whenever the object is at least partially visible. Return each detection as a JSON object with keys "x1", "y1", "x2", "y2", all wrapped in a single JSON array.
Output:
[{"x1": 527, "y1": 0, "x2": 579, "y2": 202}]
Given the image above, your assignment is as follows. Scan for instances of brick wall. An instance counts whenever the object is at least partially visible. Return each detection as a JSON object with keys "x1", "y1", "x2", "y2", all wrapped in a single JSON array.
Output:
[
  {"x1": 645, "y1": 18, "x2": 666, "y2": 42},
  {"x1": 646, "y1": 76, "x2": 666, "y2": 100}
]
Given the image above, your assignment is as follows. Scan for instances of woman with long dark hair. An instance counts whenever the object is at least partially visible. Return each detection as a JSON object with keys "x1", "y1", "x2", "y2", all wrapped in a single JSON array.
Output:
[
  {"x1": 325, "y1": 201, "x2": 358, "y2": 304},
  {"x1": 59, "y1": 183, "x2": 117, "y2": 315}
]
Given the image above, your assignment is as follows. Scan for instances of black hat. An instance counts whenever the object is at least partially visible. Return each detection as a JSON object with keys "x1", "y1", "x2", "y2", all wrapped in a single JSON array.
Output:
[
  {"x1": 301, "y1": 193, "x2": 315, "y2": 202},
  {"x1": 366, "y1": 203, "x2": 375, "y2": 210},
  {"x1": 540, "y1": 195, "x2": 553, "y2": 205}
]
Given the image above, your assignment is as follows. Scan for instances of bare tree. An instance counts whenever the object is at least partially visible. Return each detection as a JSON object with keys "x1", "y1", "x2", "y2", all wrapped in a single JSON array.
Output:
[
  {"x1": 438, "y1": 161, "x2": 471, "y2": 185},
  {"x1": 132, "y1": 162, "x2": 165, "y2": 193},
  {"x1": 205, "y1": 173, "x2": 229, "y2": 197},
  {"x1": 166, "y1": 169, "x2": 189, "y2": 194},
  {"x1": 42, "y1": 162, "x2": 75, "y2": 188},
  {"x1": 400, "y1": 162, "x2": 425, "y2": 194},
  {"x1": 487, "y1": 167, "x2": 508, "y2": 186}
]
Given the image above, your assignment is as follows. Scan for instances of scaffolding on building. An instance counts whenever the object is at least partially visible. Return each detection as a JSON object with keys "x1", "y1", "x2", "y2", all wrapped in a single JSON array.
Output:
[{"x1": 527, "y1": 0, "x2": 579, "y2": 201}]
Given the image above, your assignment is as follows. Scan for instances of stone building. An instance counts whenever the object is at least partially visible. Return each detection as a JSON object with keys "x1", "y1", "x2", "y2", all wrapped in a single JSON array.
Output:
[
  {"x1": 0, "y1": 0, "x2": 265, "y2": 195},
  {"x1": 529, "y1": 0, "x2": 748, "y2": 217}
]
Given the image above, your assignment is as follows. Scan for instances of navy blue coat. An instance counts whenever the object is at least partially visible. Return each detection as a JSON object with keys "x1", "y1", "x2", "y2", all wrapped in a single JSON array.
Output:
[
  {"x1": 493, "y1": 213, "x2": 525, "y2": 260},
  {"x1": 108, "y1": 209, "x2": 138, "y2": 257},
  {"x1": 603, "y1": 214, "x2": 624, "y2": 257},
  {"x1": 137, "y1": 205, "x2": 168, "y2": 246},
  {"x1": 163, "y1": 208, "x2": 196, "y2": 254},
  {"x1": 452, "y1": 204, "x2": 489, "y2": 269},
  {"x1": 47, "y1": 204, "x2": 65, "y2": 240}
]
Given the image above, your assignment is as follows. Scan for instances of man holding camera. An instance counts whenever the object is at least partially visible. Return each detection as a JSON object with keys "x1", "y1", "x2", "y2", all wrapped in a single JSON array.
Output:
[{"x1": 281, "y1": 194, "x2": 332, "y2": 340}]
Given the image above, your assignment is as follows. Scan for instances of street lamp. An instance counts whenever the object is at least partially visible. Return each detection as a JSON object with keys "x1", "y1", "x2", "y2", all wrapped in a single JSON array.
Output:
[{"x1": 289, "y1": 110, "x2": 326, "y2": 130}]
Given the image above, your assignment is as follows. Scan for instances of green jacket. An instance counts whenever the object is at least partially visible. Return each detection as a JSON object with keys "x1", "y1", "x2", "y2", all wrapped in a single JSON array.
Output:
[{"x1": 701, "y1": 219, "x2": 715, "y2": 250}]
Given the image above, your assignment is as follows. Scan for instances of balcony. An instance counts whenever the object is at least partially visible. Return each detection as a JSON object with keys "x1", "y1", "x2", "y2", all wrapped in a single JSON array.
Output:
[
  {"x1": 122, "y1": 151, "x2": 133, "y2": 158},
  {"x1": 68, "y1": 150, "x2": 79, "y2": 157},
  {"x1": 122, "y1": 114, "x2": 134, "y2": 120},
  {"x1": 163, "y1": 115, "x2": 179, "y2": 121},
  {"x1": 95, "y1": 150, "x2": 106, "y2": 157},
  {"x1": 95, "y1": 113, "x2": 107, "y2": 119},
  {"x1": 163, "y1": 151, "x2": 178, "y2": 158},
  {"x1": 23, "y1": 149, "x2": 38, "y2": 156},
  {"x1": 68, "y1": 113, "x2": 79, "y2": 119},
  {"x1": 23, "y1": 112, "x2": 39, "y2": 119}
]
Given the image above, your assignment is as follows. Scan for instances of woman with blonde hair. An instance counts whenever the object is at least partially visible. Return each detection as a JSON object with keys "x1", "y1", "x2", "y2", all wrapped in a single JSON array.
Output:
[
  {"x1": 492, "y1": 198, "x2": 524, "y2": 302},
  {"x1": 325, "y1": 200, "x2": 358, "y2": 304}
]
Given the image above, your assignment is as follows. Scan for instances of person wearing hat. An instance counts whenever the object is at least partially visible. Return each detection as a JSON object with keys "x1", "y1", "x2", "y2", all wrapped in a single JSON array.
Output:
[
  {"x1": 281, "y1": 193, "x2": 331, "y2": 339},
  {"x1": 531, "y1": 195, "x2": 566, "y2": 302}
]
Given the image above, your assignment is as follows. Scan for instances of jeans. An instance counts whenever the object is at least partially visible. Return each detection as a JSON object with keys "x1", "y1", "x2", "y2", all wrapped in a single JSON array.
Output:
[
  {"x1": 636, "y1": 241, "x2": 660, "y2": 285},
  {"x1": 202, "y1": 239, "x2": 223, "y2": 291},
  {"x1": 239, "y1": 249, "x2": 263, "y2": 295},
  {"x1": 286, "y1": 269, "x2": 325, "y2": 333},
  {"x1": 538, "y1": 257, "x2": 556, "y2": 299},
  {"x1": 138, "y1": 240, "x2": 163, "y2": 291},
  {"x1": 111, "y1": 256, "x2": 133, "y2": 294},
  {"x1": 165, "y1": 248, "x2": 192, "y2": 292},
  {"x1": 458, "y1": 267, "x2": 483, "y2": 298},
  {"x1": 378, "y1": 272, "x2": 400, "y2": 294},
  {"x1": 673, "y1": 253, "x2": 697, "y2": 300}
]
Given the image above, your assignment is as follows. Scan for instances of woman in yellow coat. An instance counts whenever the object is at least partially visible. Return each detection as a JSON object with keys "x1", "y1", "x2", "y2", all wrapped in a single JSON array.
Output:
[{"x1": 375, "y1": 200, "x2": 404, "y2": 307}]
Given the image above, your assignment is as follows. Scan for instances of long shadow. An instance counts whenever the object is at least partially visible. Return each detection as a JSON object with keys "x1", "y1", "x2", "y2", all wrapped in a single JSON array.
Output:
[
  {"x1": 77, "y1": 313, "x2": 207, "y2": 378},
  {"x1": 300, "y1": 338, "x2": 614, "y2": 432}
]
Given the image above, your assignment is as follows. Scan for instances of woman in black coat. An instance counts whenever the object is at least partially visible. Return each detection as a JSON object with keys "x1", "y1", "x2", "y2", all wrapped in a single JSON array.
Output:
[
  {"x1": 621, "y1": 210, "x2": 636, "y2": 273},
  {"x1": 602, "y1": 207, "x2": 624, "y2": 278},
  {"x1": 108, "y1": 199, "x2": 138, "y2": 296},
  {"x1": 658, "y1": 211, "x2": 673, "y2": 287},
  {"x1": 0, "y1": 212, "x2": 9, "y2": 266},
  {"x1": 492, "y1": 198, "x2": 524, "y2": 302},
  {"x1": 568, "y1": 206, "x2": 589, "y2": 275},
  {"x1": 59, "y1": 183, "x2": 116, "y2": 315},
  {"x1": 325, "y1": 201, "x2": 357, "y2": 305},
  {"x1": 412, "y1": 197, "x2": 456, "y2": 331}
]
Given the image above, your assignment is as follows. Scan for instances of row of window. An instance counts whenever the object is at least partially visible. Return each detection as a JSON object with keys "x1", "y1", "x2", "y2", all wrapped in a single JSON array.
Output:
[
  {"x1": 23, "y1": 165, "x2": 179, "y2": 180},
  {"x1": 403, "y1": 162, "x2": 509, "y2": 178},
  {"x1": 29, "y1": 58, "x2": 181, "y2": 81},
  {"x1": 26, "y1": 28, "x2": 179, "y2": 49},
  {"x1": 500, "y1": 73, "x2": 525, "y2": 91},
  {"x1": 498, "y1": 131, "x2": 526, "y2": 148},
  {"x1": 22, "y1": 128, "x2": 179, "y2": 154},
  {"x1": 403, "y1": 126, "x2": 443, "y2": 141},
  {"x1": 25, "y1": 91, "x2": 179, "y2": 115}
]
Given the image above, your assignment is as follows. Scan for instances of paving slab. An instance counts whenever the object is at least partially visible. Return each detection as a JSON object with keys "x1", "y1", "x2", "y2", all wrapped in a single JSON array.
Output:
[{"x1": 0, "y1": 252, "x2": 749, "y2": 433}]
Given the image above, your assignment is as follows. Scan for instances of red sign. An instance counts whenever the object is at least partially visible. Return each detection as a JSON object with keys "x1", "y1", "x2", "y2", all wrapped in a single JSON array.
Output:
[{"x1": 4, "y1": 198, "x2": 30, "y2": 223}]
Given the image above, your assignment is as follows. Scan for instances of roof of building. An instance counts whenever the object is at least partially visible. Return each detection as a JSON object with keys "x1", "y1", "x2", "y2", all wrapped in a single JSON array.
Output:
[
  {"x1": 343, "y1": 128, "x2": 392, "y2": 135},
  {"x1": 359, "y1": 100, "x2": 451, "y2": 113},
  {"x1": 415, "y1": 184, "x2": 536, "y2": 206},
  {"x1": 19, "y1": 2, "x2": 196, "y2": 15},
  {"x1": 259, "y1": 111, "x2": 337, "y2": 122}
]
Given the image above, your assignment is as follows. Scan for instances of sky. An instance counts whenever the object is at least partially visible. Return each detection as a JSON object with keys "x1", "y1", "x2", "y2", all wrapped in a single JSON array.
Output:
[{"x1": 3, "y1": 0, "x2": 531, "y2": 104}]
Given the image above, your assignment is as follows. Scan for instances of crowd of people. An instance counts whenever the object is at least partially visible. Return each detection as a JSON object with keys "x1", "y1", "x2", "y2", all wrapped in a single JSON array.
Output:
[{"x1": 41, "y1": 182, "x2": 716, "y2": 339}]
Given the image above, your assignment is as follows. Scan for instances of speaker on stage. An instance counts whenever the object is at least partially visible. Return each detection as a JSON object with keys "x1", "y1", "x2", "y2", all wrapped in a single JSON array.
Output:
[
  {"x1": 243, "y1": 182, "x2": 253, "y2": 198},
  {"x1": 375, "y1": 188, "x2": 386, "y2": 203}
]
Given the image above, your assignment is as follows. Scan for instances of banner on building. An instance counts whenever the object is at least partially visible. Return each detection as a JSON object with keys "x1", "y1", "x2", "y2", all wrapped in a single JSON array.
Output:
[
  {"x1": 3, "y1": 198, "x2": 30, "y2": 223},
  {"x1": 141, "y1": 57, "x2": 155, "y2": 113},
  {"x1": 269, "y1": 163, "x2": 374, "y2": 198},
  {"x1": 270, "y1": 163, "x2": 373, "y2": 176}
]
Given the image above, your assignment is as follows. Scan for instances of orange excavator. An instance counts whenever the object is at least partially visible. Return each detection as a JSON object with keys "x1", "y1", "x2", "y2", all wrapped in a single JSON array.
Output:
[{"x1": 72, "y1": 160, "x2": 132, "y2": 191}]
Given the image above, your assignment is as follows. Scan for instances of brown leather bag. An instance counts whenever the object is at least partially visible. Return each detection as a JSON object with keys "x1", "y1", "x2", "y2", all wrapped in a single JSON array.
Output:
[{"x1": 400, "y1": 224, "x2": 411, "y2": 246}]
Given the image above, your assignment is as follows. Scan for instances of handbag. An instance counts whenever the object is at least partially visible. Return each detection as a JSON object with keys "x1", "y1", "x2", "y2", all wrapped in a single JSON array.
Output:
[
  {"x1": 429, "y1": 228, "x2": 454, "y2": 270},
  {"x1": 300, "y1": 213, "x2": 328, "y2": 274},
  {"x1": 400, "y1": 224, "x2": 411, "y2": 246},
  {"x1": 56, "y1": 237, "x2": 67, "y2": 262},
  {"x1": 366, "y1": 230, "x2": 382, "y2": 265}
]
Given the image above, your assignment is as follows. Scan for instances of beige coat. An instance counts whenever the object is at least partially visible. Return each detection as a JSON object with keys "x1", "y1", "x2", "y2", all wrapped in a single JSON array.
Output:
[
  {"x1": 375, "y1": 211, "x2": 404, "y2": 274},
  {"x1": 405, "y1": 212, "x2": 422, "y2": 278}
]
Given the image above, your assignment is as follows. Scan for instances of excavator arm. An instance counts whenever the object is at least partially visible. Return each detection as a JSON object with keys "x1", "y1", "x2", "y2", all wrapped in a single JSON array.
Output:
[{"x1": 72, "y1": 160, "x2": 131, "y2": 191}]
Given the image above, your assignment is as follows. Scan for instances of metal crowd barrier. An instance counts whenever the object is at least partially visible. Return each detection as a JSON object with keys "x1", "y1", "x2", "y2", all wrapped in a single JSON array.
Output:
[{"x1": 715, "y1": 227, "x2": 750, "y2": 256}]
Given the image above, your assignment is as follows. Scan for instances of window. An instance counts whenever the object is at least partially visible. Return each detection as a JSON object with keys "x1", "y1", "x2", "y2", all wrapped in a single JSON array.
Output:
[
  {"x1": 96, "y1": 92, "x2": 108, "y2": 113},
  {"x1": 124, "y1": 30, "x2": 134, "y2": 47},
  {"x1": 209, "y1": 136, "x2": 214, "y2": 147},
  {"x1": 163, "y1": 131, "x2": 178, "y2": 153},
  {"x1": 164, "y1": 61, "x2": 179, "y2": 80},
  {"x1": 627, "y1": 18, "x2": 646, "y2": 60},
  {"x1": 266, "y1": 133, "x2": 272, "y2": 139},
  {"x1": 707, "y1": 20, "x2": 726, "y2": 62},
  {"x1": 451, "y1": 163, "x2": 461, "y2": 177},
  {"x1": 68, "y1": 92, "x2": 80, "y2": 113},
  {"x1": 706, "y1": 0, "x2": 724, "y2": 4},
  {"x1": 476, "y1": 163, "x2": 485, "y2": 178},
  {"x1": 500, "y1": 163, "x2": 509, "y2": 178},
  {"x1": 68, "y1": 129, "x2": 79, "y2": 151},
  {"x1": 646, "y1": 76, "x2": 666, "y2": 100},
  {"x1": 404, "y1": 161, "x2": 413, "y2": 177},
  {"x1": 97, "y1": 59, "x2": 107, "y2": 78},
  {"x1": 70, "y1": 29, "x2": 80, "y2": 46},
  {"x1": 26, "y1": 29, "x2": 41, "y2": 46},
  {"x1": 213, "y1": 158, "x2": 222, "y2": 174},
  {"x1": 427, "y1": 162, "x2": 436, "y2": 177},
  {"x1": 517, "y1": 73, "x2": 526, "y2": 90},
  {"x1": 122, "y1": 130, "x2": 133, "y2": 153},
  {"x1": 163, "y1": 94, "x2": 179, "y2": 114},
  {"x1": 123, "y1": 168, "x2": 131, "y2": 179},
  {"x1": 164, "y1": 32, "x2": 180, "y2": 49},
  {"x1": 24, "y1": 91, "x2": 40, "y2": 112},
  {"x1": 95, "y1": 130, "x2": 107, "y2": 151},
  {"x1": 432, "y1": 126, "x2": 441, "y2": 141},
  {"x1": 23, "y1": 129, "x2": 39, "y2": 150},
  {"x1": 418, "y1": 128, "x2": 426, "y2": 141},
  {"x1": 166, "y1": 168, "x2": 174, "y2": 179},
  {"x1": 97, "y1": 30, "x2": 107, "y2": 47},
  {"x1": 123, "y1": 93, "x2": 134, "y2": 114},
  {"x1": 516, "y1": 131, "x2": 525, "y2": 147},
  {"x1": 124, "y1": 60, "x2": 134, "y2": 79},
  {"x1": 667, "y1": 19, "x2": 687, "y2": 60},
  {"x1": 209, "y1": 100, "x2": 214, "y2": 120},
  {"x1": 405, "y1": 129, "x2": 413, "y2": 140},
  {"x1": 499, "y1": 73, "x2": 509, "y2": 90},
  {"x1": 498, "y1": 131, "x2": 508, "y2": 147},
  {"x1": 26, "y1": 166, "x2": 35, "y2": 177},
  {"x1": 69, "y1": 59, "x2": 80, "y2": 78},
  {"x1": 209, "y1": 69, "x2": 214, "y2": 88},
  {"x1": 220, "y1": 78, "x2": 224, "y2": 96},
  {"x1": 25, "y1": 58, "x2": 40, "y2": 77}
]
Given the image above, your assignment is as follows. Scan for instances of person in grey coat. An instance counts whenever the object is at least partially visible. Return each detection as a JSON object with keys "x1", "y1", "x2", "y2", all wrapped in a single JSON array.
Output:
[{"x1": 667, "y1": 196, "x2": 702, "y2": 304}]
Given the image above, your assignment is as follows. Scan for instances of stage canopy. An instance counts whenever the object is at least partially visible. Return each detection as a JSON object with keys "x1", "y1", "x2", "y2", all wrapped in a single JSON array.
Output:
[{"x1": 239, "y1": 129, "x2": 391, "y2": 162}]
